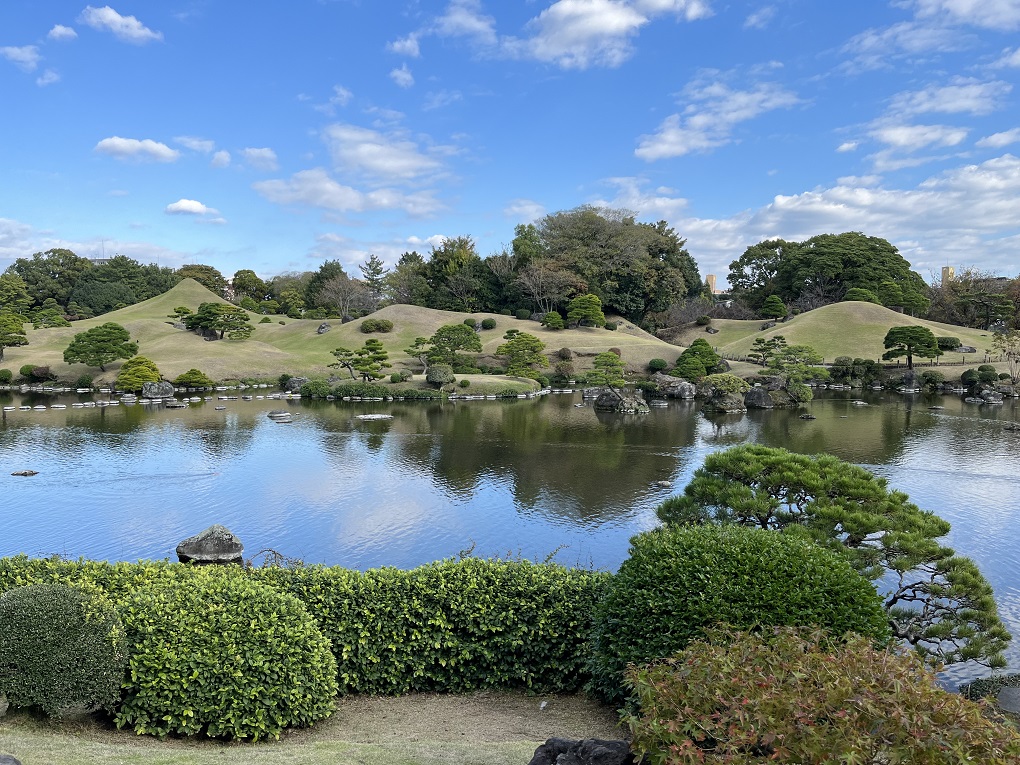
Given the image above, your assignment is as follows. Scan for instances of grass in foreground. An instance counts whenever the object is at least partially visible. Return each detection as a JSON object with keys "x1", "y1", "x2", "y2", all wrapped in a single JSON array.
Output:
[{"x1": 0, "y1": 691, "x2": 622, "y2": 765}]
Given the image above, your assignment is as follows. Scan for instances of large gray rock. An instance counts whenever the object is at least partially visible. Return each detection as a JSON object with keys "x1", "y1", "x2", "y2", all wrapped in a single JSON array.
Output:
[
  {"x1": 316, "y1": 322, "x2": 331, "y2": 334},
  {"x1": 744, "y1": 386, "x2": 775, "y2": 409},
  {"x1": 703, "y1": 392, "x2": 747, "y2": 413},
  {"x1": 285, "y1": 376, "x2": 309, "y2": 392},
  {"x1": 650, "y1": 373, "x2": 696, "y2": 399},
  {"x1": 593, "y1": 390, "x2": 650, "y2": 414},
  {"x1": 141, "y1": 381, "x2": 175, "y2": 398},
  {"x1": 176, "y1": 524, "x2": 244, "y2": 565},
  {"x1": 528, "y1": 738, "x2": 637, "y2": 765},
  {"x1": 0, "y1": 755, "x2": 22, "y2": 765},
  {"x1": 997, "y1": 686, "x2": 1020, "y2": 713}
]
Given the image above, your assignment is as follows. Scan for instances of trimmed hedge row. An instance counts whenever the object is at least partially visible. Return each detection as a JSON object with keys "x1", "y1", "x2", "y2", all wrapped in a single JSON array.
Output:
[
  {"x1": 254, "y1": 558, "x2": 608, "y2": 694},
  {"x1": 0, "y1": 555, "x2": 608, "y2": 702}
]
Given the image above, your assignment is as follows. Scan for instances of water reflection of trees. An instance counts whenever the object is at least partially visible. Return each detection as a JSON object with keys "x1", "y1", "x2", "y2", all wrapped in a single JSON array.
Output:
[{"x1": 306, "y1": 396, "x2": 701, "y2": 525}]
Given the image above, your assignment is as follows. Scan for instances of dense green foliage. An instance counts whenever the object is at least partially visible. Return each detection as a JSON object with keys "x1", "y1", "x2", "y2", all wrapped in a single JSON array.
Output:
[
  {"x1": 760, "y1": 294, "x2": 787, "y2": 318},
  {"x1": 727, "y1": 233, "x2": 929, "y2": 313},
  {"x1": 0, "y1": 555, "x2": 607, "y2": 704},
  {"x1": 0, "y1": 368, "x2": 12, "y2": 383},
  {"x1": 625, "y1": 627, "x2": 1020, "y2": 765},
  {"x1": 330, "y1": 339, "x2": 391, "y2": 381},
  {"x1": 172, "y1": 368, "x2": 215, "y2": 387},
  {"x1": 883, "y1": 325, "x2": 942, "y2": 369},
  {"x1": 116, "y1": 567, "x2": 337, "y2": 740},
  {"x1": 114, "y1": 355, "x2": 162, "y2": 392},
  {"x1": 657, "y1": 445, "x2": 1011, "y2": 668},
  {"x1": 496, "y1": 330, "x2": 546, "y2": 377},
  {"x1": 426, "y1": 363, "x2": 456, "y2": 386},
  {"x1": 587, "y1": 525, "x2": 889, "y2": 703},
  {"x1": 566, "y1": 293, "x2": 606, "y2": 327},
  {"x1": 843, "y1": 287, "x2": 880, "y2": 303},
  {"x1": 541, "y1": 311, "x2": 565, "y2": 329},
  {"x1": 0, "y1": 311, "x2": 28, "y2": 361},
  {"x1": 177, "y1": 264, "x2": 227, "y2": 295},
  {"x1": 360, "y1": 318, "x2": 394, "y2": 333},
  {"x1": 0, "y1": 582, "x2": 127, "y2": 718},
  {"x1": 62, "y1": 322, "x2": 137, "y2": 371},
  {"x1": 184, "y1": 302, "x2": 254, "y2": 340},
  {"x1": 702, "y1": 373, "x2": 750, "y2": 394},
  {"x1": 829, "y1": 355, "x2": 883, "y2": 385},
  {"x1": 254, "y1": 557, "x2": 609, "y2": 695},
  {"x1": 586, "y1": 351, "x2": 626, "y2": 388}
]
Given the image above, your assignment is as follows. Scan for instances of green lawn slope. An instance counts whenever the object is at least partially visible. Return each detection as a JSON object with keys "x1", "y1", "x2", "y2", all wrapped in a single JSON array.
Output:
[
  {"x1": 3, "y1": 280, "x2": 687, "y2": 383},
  {"x1": 678, "y1": 302, "x2": 998, "y2": 364}
]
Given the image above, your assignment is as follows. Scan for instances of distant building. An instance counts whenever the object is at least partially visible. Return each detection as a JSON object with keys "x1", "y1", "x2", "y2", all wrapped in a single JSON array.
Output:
[
  {"x1": 942, "y1": 266, "x2": 955, "y2": 283},
  {"x1": 705, "y1": 274, "x2": 732, "y2": 307},
  {"x1": 89, "y1": 257, "x2": 113, "y2": 266}
]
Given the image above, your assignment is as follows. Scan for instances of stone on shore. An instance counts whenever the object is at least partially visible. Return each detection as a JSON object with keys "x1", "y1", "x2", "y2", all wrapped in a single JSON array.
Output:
[{"x1": 176, "y1": 524, "x2": 244, "y2": 565}]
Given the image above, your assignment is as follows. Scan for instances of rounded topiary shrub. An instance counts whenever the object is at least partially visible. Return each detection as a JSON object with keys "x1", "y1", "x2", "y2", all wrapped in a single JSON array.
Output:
[
  {"x1": 587, "y1": 525, "x2": 889, "y2": 703},
  {"x1": 0, "y1": 582, "x2": 127, "y2": 717},
  {"x1": 515, "y1": 309, "x2": 532, "y2": 320},
  {"x1": 647, "y1": 358, "x2": 668, "y2": 373},
  {"x1": 426, "y1": 363, "x2": 455, "y2": 386},
  {"x1": 259, "y1": 316, "x2": 272, "y2": 323},
  {"x1": 116, "y1": 567, "x2": 337, "y2": 740},
  {"x1": 604, "y1": 321, "x2": 618, "y2": 331},
  {"x1": 173, "y1": 368, "x2": 215, "y2": 388},
  {"x1": 480, "y1": 318, "x2": 497, "y2": 330},
  {"x1": 0, "y1": 368, "x2": 11, "y2": 383}
]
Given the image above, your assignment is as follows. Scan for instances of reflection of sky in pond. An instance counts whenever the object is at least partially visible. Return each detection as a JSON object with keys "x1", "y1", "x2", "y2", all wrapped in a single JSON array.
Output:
[{"x1": 1, "y1": 390, "x2": 1018, "y2": 686}]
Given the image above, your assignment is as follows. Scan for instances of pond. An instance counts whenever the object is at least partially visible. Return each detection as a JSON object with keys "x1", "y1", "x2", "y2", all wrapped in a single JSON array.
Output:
[{"x1": 1, "y1": 386, "x2": 1018, "y2": 686}]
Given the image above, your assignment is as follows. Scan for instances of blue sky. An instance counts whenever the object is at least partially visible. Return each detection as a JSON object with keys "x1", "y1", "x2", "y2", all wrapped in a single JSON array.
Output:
[{"x1": 2, "y1": 1, "x2": 1019, "y2": 286}]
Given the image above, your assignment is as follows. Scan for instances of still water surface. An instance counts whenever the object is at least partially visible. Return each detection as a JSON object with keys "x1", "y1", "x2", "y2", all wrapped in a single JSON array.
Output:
[{"x1": 1, "y1": 388, "x2": 1018, "y2": 684}]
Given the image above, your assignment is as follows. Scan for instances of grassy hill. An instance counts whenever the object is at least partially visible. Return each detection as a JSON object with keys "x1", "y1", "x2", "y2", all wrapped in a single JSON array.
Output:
[
  {"x1": 5, "y1": 286, "x2": 999, "y2": 384},
  {"x1": 3, "y1": 280, "x2": 688, "y2": 383},
  {"x1": 674, "y1": 302, "x2": 1000, "y2": 364}
]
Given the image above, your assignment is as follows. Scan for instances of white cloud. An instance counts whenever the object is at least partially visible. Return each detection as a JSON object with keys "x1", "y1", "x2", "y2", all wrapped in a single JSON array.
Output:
[
  {"x1": 387, "y1": 33, "x2": 421, "y2": 57},
  {"x1": 507, "y1": 0, "x2": 649, "y2": 69},
  {"x1": 36, "y1": 69, "x2": 60, "y2": 87},
  {"x1": 175, "y1": 136, "x2": 215, "y2": 153},
  {"x1": 407, "y1": 234, "x2": 449, "y2": 249},
  {"x1": 252, "y1": 168, "x2": 443, "y2": 217},
  {"x1": 636, "y1": 76, "x2": 800, "y2": 160},
  {"x1": 241, "y1": 147, "x2": 279, "y2": 171},
  {"x1": 47, "y1": 25, "x2": 78, "y2": 41},
  {"x1": 210, "y1": 150, "x2": 231, "y2": 168},
  {"x1": 744, "y1": 5, "x2": 776, "y2": 29},
  {"x1": 1, "y1": 46, "x2": 41, "y2": 72},
  {"x1": 78, "y1": 5, "x2": 163, "y2": 44},
  {"x1": 888, "y1": 77, "x2": 1011, "y2": 116},
  {"x1": 977, "y1": 128, "x2": 1020, "y2": 148},
  {"x1": 591, "y1": 156, "x2": 1020, "y2": 284},
  {"x1": 837, "y1": 141, "x2": 859, "y2": 152},
  {"x1": 910, "y1": 0, "x2": 1020, "y2": 30},
  {"x1": 993, "y1": 47, "x2": 1020, "y2": 67},
  {"x1": 435, "y1": 0, "x2": 498, "y2": 45},
  {"x1": 423, "y1": 90, "x2": 463, "y2": 110},
  {"x1": 329, "y1": 84, "x2": 352, "y2": 107},
  {"x1": 390, "y1": 63, "x2": 415, "y2": 88},
  {"x1": 869, "y1": 123, "x2": 969, "y2": 150},
  {"x1": 504, "y1": 198, "x2": 546, "y2": 222},
  {"x1": 395, "y1": 0, "x2": 711, "y2": 70},
  {"x1": 841, "y1": 22, "x2": 965, "y2": 72},
  {"x1": 322, "y1": 123, "x2": 444, "y2": 183},
  {"x1": 94, "y1": 136, "x2": 180, "y2": 162},
  {"x1": 165, "y1": 199, "x2": 220, "y2": 216}
]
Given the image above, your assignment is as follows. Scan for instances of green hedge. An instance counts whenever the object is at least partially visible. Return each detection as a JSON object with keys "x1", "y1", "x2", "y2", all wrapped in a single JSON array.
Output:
[
  {"x1": 253, "y1": 558, "x2": 608, "y2": 694},
  {"x1": 0, "y1": 555, "x2": 608, "y2": 702},
  {"x1": 0, "y1": 582, "x2": 127, "y2": 717},
  {"x1": 587, "y1": 525, "x2": 890, "y2": 703}
]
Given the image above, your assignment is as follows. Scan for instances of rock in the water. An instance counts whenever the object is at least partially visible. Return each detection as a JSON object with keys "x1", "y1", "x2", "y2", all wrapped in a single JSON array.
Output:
[
  {"x1": 702, "y1": 392, "x2": 746, "y2": 413},
  {"x1": 176, "y1": 524, "x2": 244, "y2": 565},
  {"x1": 743, "y1": 387, "x2": 775, "y2": 409},
  {"x1": 528, "y1": 738, "x2": 636, "y2": 765},
  {"x1": 799, "y1": 413, "x2": 817, "y2": 419},
  {"x1": 650, "y1": 373, "x2": 696, "y2": 399},
  {"x1": 141, "y1": 381, "x2": 175, "y2": 399},
  {"x1": 593, "y1": 390, "x2": 650, "y2": 414},
  {"x1": 316, "y1": 322, "x2": 331, "y2": 334},
  {"x1": 997, "y1": 686, "x2": 1020, "y2": 713},
  {"x1": 10, "y1": 470, "x2": 38, "y2": 477},
  {"x1": 285, "y1": 376, "x2": 309, "y2": 392}
]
